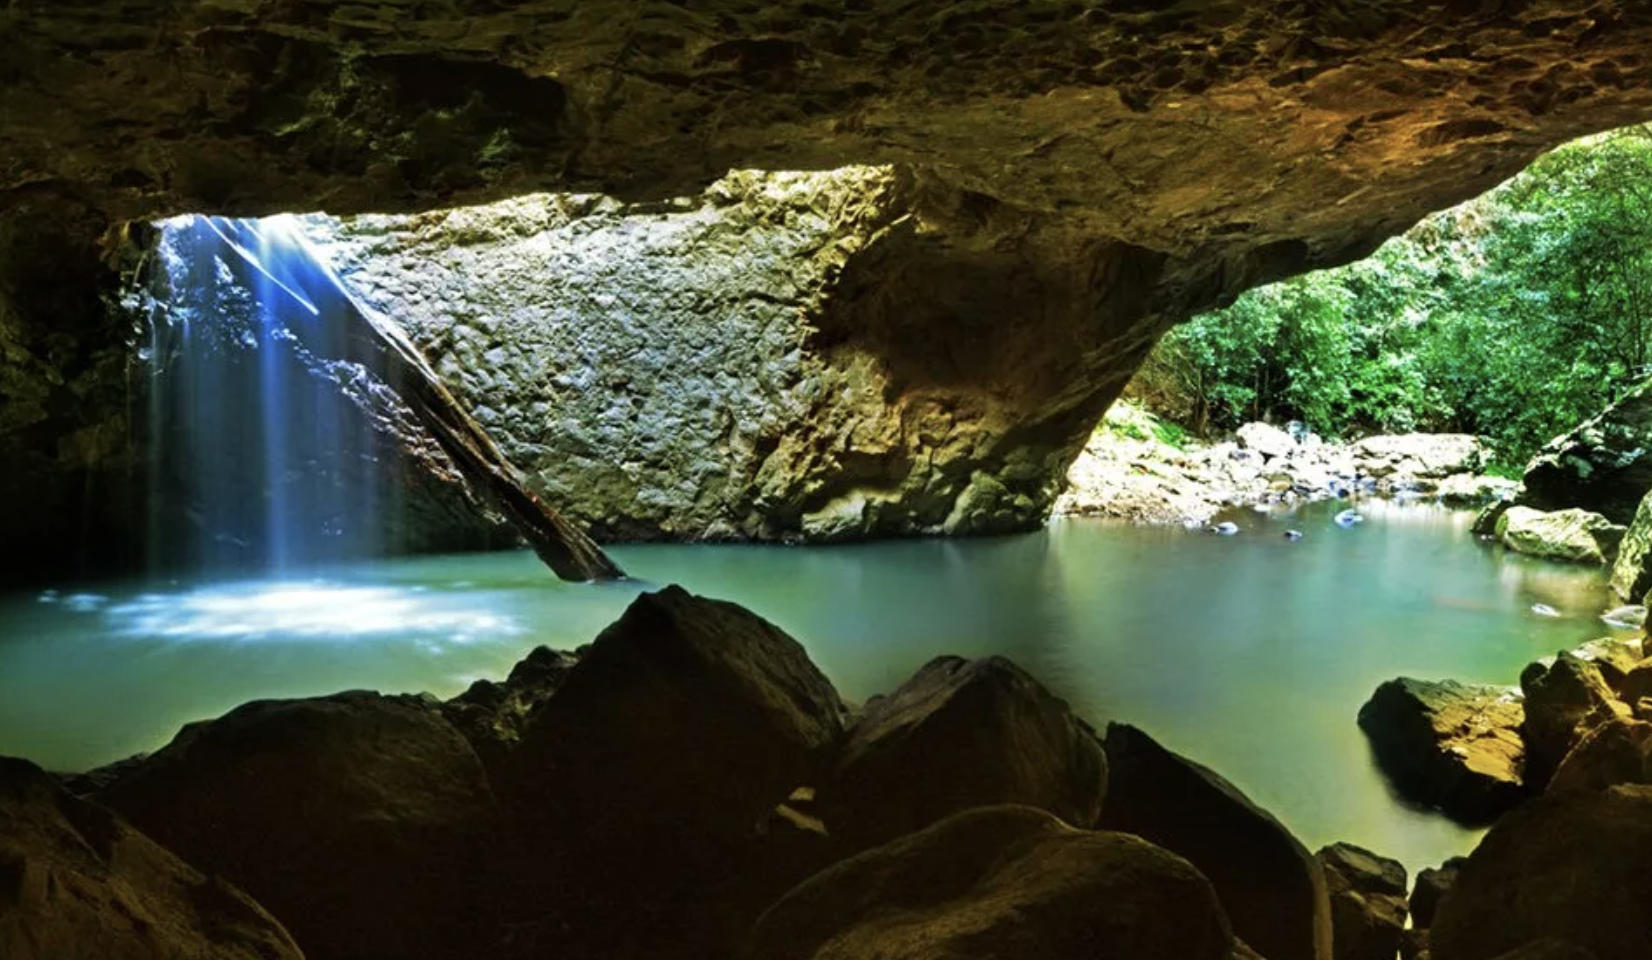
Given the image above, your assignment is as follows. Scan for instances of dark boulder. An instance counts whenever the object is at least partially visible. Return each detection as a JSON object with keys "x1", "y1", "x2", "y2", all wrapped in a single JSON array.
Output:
[
  {"x1": 750, "y1": 804, "x2": 1234, "y2": 960},
  {"x1": 1409, "y1": 856, "x2": 1466, "y2": 930},
  {"x1": 1357, "y1": 677, "x2": 1527, "y2": 823},
  {"x1": 1098, "y1": 723, "x2": 1332, "y2": 960},
  {"x1": 1520, "y1": 653, "x2": 1630, "y2": 789},
  {"x1": 502, "y1": 585, "x2": 849, "y2": 958},
  {"x1": 91, "y1": 691, "x2": 496, "y2": 960},
  {"x1": 1548, "y1": 717, "x2": 1652, "y2": 793},
  {"x1": 442, "y1": 644, "x2": 579, "y2": 776},
  {"x1": 1316, "y1": 842, "x2": 1408, "y2": 960},
  {"x1": 1615, "y1": 659, "x2": 1652, "y2": 704},
  {"x1": 1521, "y1": 383, "x2": 1652, "y2": 526},
  {"x1": 1430, "y1": 785, "x2": 1652, "y2": 960},
  {"x1": 820, "y1": 655, "x2": 1107, "y2": 854},
  {"x1": 1485, "y1": 943, "x2": 1600, "y2": 960},
  {"x1": 0, "y1": 756, "x2": 304, "y2": 960}
]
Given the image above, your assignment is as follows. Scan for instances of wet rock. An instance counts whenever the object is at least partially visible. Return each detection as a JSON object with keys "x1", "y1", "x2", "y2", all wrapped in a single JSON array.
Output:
[
  {"x1": 1316, "y1": 842, "x2": 1408, "y2": 960},
  {"x1": 820, "y1": 655, "x2": 1107, "y2": 854},
  {"x1": 1599, "y1": 605, "x2": 1647, "y2": 630},
  {"x1": 1522, "y1": 382, "x2": 1652, "y2": 525},
  {"x1": 1357, "y1": 677, "x2": 1527, "y2": 823},
  {"x1": 1429, "y1": 785, "x2": 1652, "y2": 960},
  {"x1": 0, "y1": 756, "x2": 304, "y2": 960},
  {"x1": 1496, "y1": 506, "x2": 1626, "y2": 565},
  {"x1": 442, "y1": 644, "x2": 578, "y2": 776},
  {"x1": 1351, "y1": 434, "x2": 1488, "y2": 480},
  {"x1": 1409, "y1": 856, "x2": 1466, "y2": 930},
  {"x1": 1548, "y1": 718, "x2": 1652, "y2": 793},
  {"x1": 1099, "y1": 723, "x2": 1332, "y2": 960},
  {"x1": 90, "y1": 691, "x2": 496, "y2": 960},
  {"x1": 1520, "y1": 653, "x2": 1632, "y2": 790},
  {"x1": 502, "y1": 585, "x2": 849, "y2": 958},
  {"x1": 750, "y1": 805, "x2": 1233, "y2": 960}
]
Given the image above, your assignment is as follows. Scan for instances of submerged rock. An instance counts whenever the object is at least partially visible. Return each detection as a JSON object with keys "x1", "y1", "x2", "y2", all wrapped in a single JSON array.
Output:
[
  {"x1": 1496, "y1": 506, "x2": 1626, "y2": 565},
  {"x1": 90, "y1": 691, "x2": 498, "y2": 960},
  {"x1": 1099, "y1": 723, "x2": 1332, "y2": 960},
  {"x1": 1316, "y1": 842, "x2": 1408, "y2": 960},
  {"x1": 750, "y1": 805, "x2": 1234, "y2": 960},
  {"x1": 821, "y1": 655, "x2": 1107, "y2": 854},
  {"x1": 1357, "y1": 677, "x2": 1527, "y2": 823},
  {"x1": 0, "y1": 756, "x2": 304, "y2": 960},
  {"x1": 1429, "y1": 785, "x2": 1652, "y2": 960},
  {"x1": 1520, "y1": 653, "x2": 1631, "y2": 790}
]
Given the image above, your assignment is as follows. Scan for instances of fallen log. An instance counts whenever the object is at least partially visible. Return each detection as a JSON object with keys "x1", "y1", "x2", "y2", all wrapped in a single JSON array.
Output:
[{"x1": 197, "y1": 215, "x2": 625, "y2": 582}]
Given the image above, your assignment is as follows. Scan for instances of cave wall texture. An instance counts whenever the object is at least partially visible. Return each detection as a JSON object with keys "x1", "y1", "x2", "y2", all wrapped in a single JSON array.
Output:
[{"x1": 5, "y1": 0, "x2": 1652, "y2": 571}]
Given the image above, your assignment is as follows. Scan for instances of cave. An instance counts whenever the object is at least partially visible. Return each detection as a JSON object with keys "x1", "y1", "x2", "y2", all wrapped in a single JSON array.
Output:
[{"x1": 5, "y1": 3, "x2": 1652, "y2": 960}]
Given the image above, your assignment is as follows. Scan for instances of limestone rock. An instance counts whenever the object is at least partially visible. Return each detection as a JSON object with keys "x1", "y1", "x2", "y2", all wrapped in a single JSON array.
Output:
[
  {"x1": 1472, "y1": 499, "x2": 1514, "y2": 537},
  {"x1": 1239, "y1": 421, "x2": 1297, "y2": 461},
  {"x1": 1608, "y1": 486, "x2": 1652, "y2": 602},
  {"x1": 1565, "y1": 637, "x2": 1644, "y2": 689},
  {"x1": 1522, "y1": 381, "x2": 1652, "y2": 525},
  {"x1": 750, "y1": 805, "x2": 1234, "y2": 960},
  {"x1": 1099, "y1": 723, "x2": 1332, "y2": 960},
  {"x1": 442, "y1": 645, "x2": 579, "y2": 777},
  {"x1": 1429, "y1": 785, "x2": 1652, "y2": 960},
  {"x1": 1548, "y1": 718, "x2": 1652, "y2": 793},
  {"x1": 1436, "y1": 473, "x2": 1521, "y2": 506},
  {"x1": 1495, "y1": 506, "x2": 1625, "y2": 565},
  {"x1": 0, "y1": 756, "x2": 304, "y2": 960},
  {"x1": 502, "y1": 585, "x2": 849, "y2": 958},
  {"x1": 820, "y1": 655, "x2": 1107, "y2": 854},
  {"x1": 1357, "y1": 677, "x2": 1527, "y2": 824},
  {"x1": 1409, "y1": 857, "x2": 1466, "y2": 931},
  {"x1": 1351, "y1": 434, "x2": 1488, "y2": 480},
  {"x1": 1520, "y1": 653, "x2": 1632, "y2": 790},
  {"x1": 90, "y1": 691, "x2": 496, "y2": 960},
  {"x1": 1316, "y1": 842, "x2": 1408, "y2": 960}
]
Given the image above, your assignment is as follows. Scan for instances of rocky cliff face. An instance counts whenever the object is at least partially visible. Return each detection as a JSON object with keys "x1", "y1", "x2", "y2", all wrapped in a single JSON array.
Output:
[{"x1": 5, "y1": 1, "x2": 1652, "y2": 568}]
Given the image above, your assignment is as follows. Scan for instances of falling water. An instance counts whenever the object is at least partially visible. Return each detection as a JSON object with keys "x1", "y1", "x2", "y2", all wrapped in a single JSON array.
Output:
[{"x1": 140, "y1": 215, "x2": 410, "y2": 575}]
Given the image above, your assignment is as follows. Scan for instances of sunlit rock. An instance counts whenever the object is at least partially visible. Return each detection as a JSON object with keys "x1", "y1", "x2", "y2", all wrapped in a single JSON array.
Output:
[
  {"x1": 750, "y1": 805, "x2": 1234, "y2": 960},
  {"x1": 1520, "y1": 653, "x2": 1632, "y2": 790},
  {"x1": 1548, "y1": 717, "x2": 1652, "y2": 794},
  {"x1": 1238, "y1": 421, "x2": 1297, "y2": 461},
  {"x1": 1495, "y1": 506, "x2": 1625, "y2": 565},
  {"x1": 0, "y1": 756, "x2": 304, "y2": 960},
  {"x1": 1098, "y1": 723, "x2": 1333, "y2": 960},
  {"x1": 1356, "y1": 677, "x2": 1526, "y2": 824},
  {"x1": 1350, "y1": 434, "x2": 1488, "y2": 481},
  {"x1": 1430, "y1": 785, "x2": 1652, "y2": 960}
]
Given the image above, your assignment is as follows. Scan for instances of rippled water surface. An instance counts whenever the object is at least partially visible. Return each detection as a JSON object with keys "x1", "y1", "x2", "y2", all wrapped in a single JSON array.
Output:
[{"x1": 0, "y1": 499, "x2": 1622, "y2": 871}]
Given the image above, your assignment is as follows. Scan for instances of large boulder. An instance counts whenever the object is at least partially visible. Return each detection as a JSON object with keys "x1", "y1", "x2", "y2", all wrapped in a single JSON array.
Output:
[
  {"x1": 1098, "y1": 723, "x2": 1332, "y2": 960},
  {"x1": 1238, "y1": 422, "x2": 1298, "y2": 462},
  {"x1": 0, "y1": 756, "x2": 304, "y2": 960},
  {"x1": 1548, "y1": 717, "x2": 1652, "y2": 793},
  {"x1": 91, "y1": 691, "x2": 496, "y2": 960},
  {"x1": 442, "y1": 644, "x2": 579, "y2": 777},
  {"x1": 1522, "y1": 383, "x2": 1652, "y2": 526},
  {"x1": 750, "y1": 804, "x2": 1234, "y2": 960},
  {"x1": 820, "y1": 655, "x2": 1108, "y2": 854},
  {"x1": 502, "y1": 585, "x2": 849, "y2": 958},
  {"x1": 1352, "y1": 434, "x2": 1488, "y2": 480},
  {"x1": 1436, "y1": 473, "x2": 1520, "y2": 506},
  {"x1": 1495, "y1": 506, "x2": 1626, "y2": 565},
  {"x1": 1429, "y1": 785, "x2": 1652, "y2": 960},
  {"x1": 1357, "y1": 677, "x2": 1527, "y2": 823},
  {"x1": 1520, "y1": 653, "x2": 1631, "y2": 790},
  {"x1": 1316, "y1": 842, "x2": 1408, "y2": 960},
  {"x1": 1609, "y1": 486, "x2": 1652, "y2": 602},
  {"x1": 1408, "y1": 857, "x2": 1466, "y2": 931}
]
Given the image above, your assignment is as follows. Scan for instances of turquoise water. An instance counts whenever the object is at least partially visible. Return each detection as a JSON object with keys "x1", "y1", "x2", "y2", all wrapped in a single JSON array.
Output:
[{"x1": 0, "y1": 499, "x2": 1620, "y2": 871}]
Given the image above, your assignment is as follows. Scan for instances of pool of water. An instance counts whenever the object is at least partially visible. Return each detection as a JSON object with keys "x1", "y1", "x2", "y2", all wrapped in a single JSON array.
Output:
[{"x1": 0, "y1": 499, "x2": 1622, "y2": 872}]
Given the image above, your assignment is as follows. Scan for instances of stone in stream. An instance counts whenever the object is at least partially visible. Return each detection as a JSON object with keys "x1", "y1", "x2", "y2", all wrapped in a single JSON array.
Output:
[
  {"x1": 1520, "y1": 652, "x2": 1631, "y2": 790},
  {"x1": 501, "y1": 585, "x2": 850, "y2": 959},
  {"x1": 1315, "y1": 842, "x2": 1408, "y2": 960},
  {"x1": 1429, "y1": 785, "x2": 1652, "y2": 960},
  {"x1": 1356, "y1": 677, "x2": 1527, "y2": 823},
  {"x1": 819, "y1": 654, "x2": 1107, "y2": 856},
  {"x1": 1098, "y1": 723, "x2": 1332, "y2": 960},
  {"x1": 749, "y1": 805, "x2": 1234, "y2": 960},
  {"x1": 89, "y1": 691, "x2": 499, "y2": 960},
  {"x1": 0, "y1": 756, "x2": 305, "y2": 960},
  {"x1": 1495, "y1": 506, "x2": 1626, "y2": 565}
]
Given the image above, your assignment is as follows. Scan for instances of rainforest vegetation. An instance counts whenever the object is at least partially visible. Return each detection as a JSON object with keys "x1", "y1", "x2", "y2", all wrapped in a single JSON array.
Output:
[{"x1": 1131, "y1": 125, "x2": 1652, "y2": 470}]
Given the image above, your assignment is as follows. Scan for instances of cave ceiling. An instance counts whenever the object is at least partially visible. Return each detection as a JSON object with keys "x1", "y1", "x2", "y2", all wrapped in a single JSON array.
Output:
[{"x1": 5, "y1": 0, "x2": 1652, "y2": 276}]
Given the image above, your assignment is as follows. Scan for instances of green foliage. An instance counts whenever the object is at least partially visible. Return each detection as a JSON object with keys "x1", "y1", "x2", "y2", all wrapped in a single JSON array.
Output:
[
  {"x1": 1097, "y1": 398, "x2": 1187, "y2": 451},
  {"x1": 1135, "y1": 124, "x2": 1652, "y2": 467}
]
